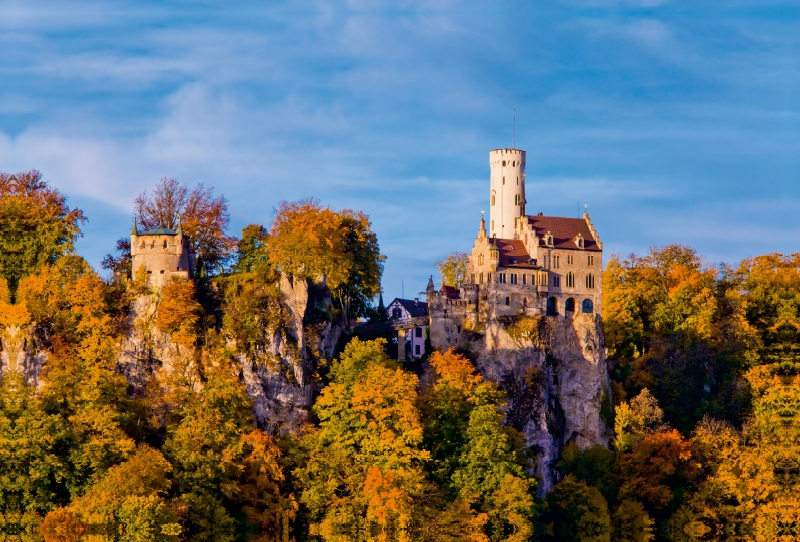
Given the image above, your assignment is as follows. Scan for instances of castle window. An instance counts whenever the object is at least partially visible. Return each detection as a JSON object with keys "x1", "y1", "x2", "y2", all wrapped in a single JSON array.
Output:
[
  {"x1": 491, "y1": 194, "x2": 496, "y2": 206},
  {"x1": 522, "y1": 274, "x2": 526, "y2": 285},
  {"x1": 553, "y1": 255, "x2": 560, "y2": 268},
  {"x1": 415, "y1": 345, "x2": 420, "y2": 356},
  {"x1": 480, "y1": 272, "x2": 484, "y2": 284},
  {"x1": 567, "y1": 255, "x2": 574, "y2": 265},
  {"x1": 547, "y1": 297, "x2": 558, "y2": 316},
  {"x1": 510, "y1": 274, "x2": 517, "y2": 284},
  {"x1": 457, "y1": 325, "x2": 461, "y2": 333},
  {"x1": 177, "y1": 267, "x2": 181, "y2": 271},
  {"x1": 416, "y1": 327, "x2": 422, "y2": 338},
  {"x1": 160, "y1": 270, "x2": 165, "y2": 274},
  {"x1": 505, "y1": 296, "x2": 510, "y2": 306},
  {"x1": 502, "y1": 160, "x2": 506, "y2": 166},
  {"x1": 517, "y1": 176, "x2": 519, "y2": 185},
  {"x1": 503, "y1": 176, "x2": 505, "y2": 184},
  {"x1": 523, "y1": 297, "x2": 527, "y2": 308},
  {"x1": 147, "y1": 270, "x2": 152, "y2": 274},
  {"x1": 586, "y1": 273, "x2": 595, "y2": 289},
  {"x1": 566, "y1": 272, "x2": 575, "y2": 288},
  {"x1": 151, "y1": 241, "x2": 155, "y2": 248},
  {"x1": 163, "y1": 240, "x2": 168, "y2": 248},
  {"x1": 470, "y1": 273, "x2": 475, "y2": 284},
  {"x1": 588, "y1": 255, "x2": 594, "y2": 265},
  {"x1": 582, "y1": 299, "x2": 594, "y2": 313},
  {"x1": 566, "y1": 298, "x2": 575, "y2": 312},
  {"x1": 553, "y1": 276, "x2": 560, "y2": 287}
]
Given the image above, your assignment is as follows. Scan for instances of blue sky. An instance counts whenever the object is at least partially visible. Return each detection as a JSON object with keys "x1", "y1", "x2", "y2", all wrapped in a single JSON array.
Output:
[{"x1": 1, "y1": 1, "x2": 798, "y2": 300}]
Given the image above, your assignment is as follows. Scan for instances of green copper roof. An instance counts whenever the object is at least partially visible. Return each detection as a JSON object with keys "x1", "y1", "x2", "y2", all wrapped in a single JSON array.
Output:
[{"x1": 139, "y1": 226, "x2": 178, "y2": 236}]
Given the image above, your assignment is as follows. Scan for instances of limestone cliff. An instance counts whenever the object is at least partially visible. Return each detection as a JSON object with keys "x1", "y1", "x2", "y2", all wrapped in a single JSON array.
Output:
[
  {"x1": 114, "y1": 274, "x2": 341, "y2": 432},
  {"x1": 431, "y1": 312, "x2": 611, "y2": 493}
]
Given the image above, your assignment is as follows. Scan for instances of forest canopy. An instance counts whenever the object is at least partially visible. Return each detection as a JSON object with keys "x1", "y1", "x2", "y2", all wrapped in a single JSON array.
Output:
[{"x1": 0, "y1": 171, "x2": 798, "y2": 541}]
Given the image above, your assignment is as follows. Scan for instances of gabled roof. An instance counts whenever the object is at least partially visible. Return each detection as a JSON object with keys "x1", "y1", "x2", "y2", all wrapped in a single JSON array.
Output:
[
  {"x1": 495, "y1": 239, "x2": 539, "y2": 268},
  {"x1": 525, "y1": 215, "x2": 601, "y2": 252},
  {"x1": 138, "y1": 226, "x2": 178, "y2": 236},
  {"x1": 388, "y1": 298, "x2": 429, "y2": 318}
]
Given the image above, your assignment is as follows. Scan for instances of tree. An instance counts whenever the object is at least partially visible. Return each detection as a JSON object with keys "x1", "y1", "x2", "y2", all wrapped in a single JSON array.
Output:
[
  {"x1": 0, "y1": 170, "x2": 85, "y2": 298},
  {"x1": 296, "y1": 338, "x2": 431, "y2": 540},
  {"x1": 435, "y1": 252, "x2": 469, "y2": 288},
  {"x1": 101, "y1": 237, "x2": 132, "y2": 278},
  {"x1": 64, "y1": 445, "x2": 180, "y2": 540},
  {"x1": 134, "y1": 177, "x2": 236, "y2": 274},
  {"x1": 268, "y1": 199, "x2": 384, "y2": 325},
  {"x1": 233, "y1": 224, "x2": 270, "y2": 274},
  {"x1": 545, "y1": 475, "x2": 611, "y2": 542},
  {"x1": 334, "y1": 209, "x2": 384, "y2": 326}
]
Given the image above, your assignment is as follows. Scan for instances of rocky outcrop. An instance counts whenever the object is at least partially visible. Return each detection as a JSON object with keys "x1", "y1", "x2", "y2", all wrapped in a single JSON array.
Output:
[
  {"x1": 114, "y1": 274, "x2": 340, "y2": 432},
  {"x1": 434, "y1": 313, "x2": 611, "y2": 494},
  {"x1": 0, "y1": 325, "x2": 45, "y2": 387}
]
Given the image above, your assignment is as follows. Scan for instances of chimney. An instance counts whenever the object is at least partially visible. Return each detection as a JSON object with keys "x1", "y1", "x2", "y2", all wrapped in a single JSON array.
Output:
[{"x1": 414, "y1": 298, "x2": 419, "y2": 306}]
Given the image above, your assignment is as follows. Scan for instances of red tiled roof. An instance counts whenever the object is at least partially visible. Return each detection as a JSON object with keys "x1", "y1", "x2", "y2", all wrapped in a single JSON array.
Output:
[
  {"x1": 525, "y1": 215, "x2": 601, "y2": 252},
  {"x1": 440, "y1": 285, "x2": 461, "y2": 299},
  {"x1": 494, "y1": 239, "x2": 539, "y2": 268}
]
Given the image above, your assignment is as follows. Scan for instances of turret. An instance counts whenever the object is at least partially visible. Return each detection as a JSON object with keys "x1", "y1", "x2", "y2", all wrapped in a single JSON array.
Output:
[{"x1": 489, "y1": 148, "x2": 526, "y2": 239}]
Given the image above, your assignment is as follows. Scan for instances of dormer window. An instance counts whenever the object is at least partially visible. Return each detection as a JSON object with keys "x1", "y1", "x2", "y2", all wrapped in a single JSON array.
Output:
[
  {"x1": 575, "y1": 234, "x2": 585, "y2": 249},
  {"x1": 545, "y1": 231, "x2": 554, "y2": 246}
]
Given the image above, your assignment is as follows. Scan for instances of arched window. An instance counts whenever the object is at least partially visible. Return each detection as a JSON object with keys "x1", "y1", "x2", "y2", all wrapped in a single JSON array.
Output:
[
  {"x1": 491, "y1": 193, "x2": 496, "y2": 206},
  {"x1": 546, "y1": 297, "x2": 558, "y2": 316},
  {"x1": 565, "y1": 298, "x2": 575, "y2": 312},
  {"x1": 480, "y1": 272, "x2": 484, "y2": 284},
  {"x1": 566, "y1": 272, "x2": 575, "y2": 288},
  {"x1": 505, "y1": 296, "x2": 510, "y2": 306},
  {"x1": 586, "y1": 274, "x2": 595, "y2": 289},
  {"x1": 502, "y1": 160, "x2": 506, "y2": 166},
  {"x1": 491, "y1": 220, "x2": 494, "y2": 230},
  {"x1": 582, "y1": 299, "x2": 594, "y2": 313},
  {"x1": 150, "y1": 241, "x2": 155, "y2": 249},
  {"x1": 523, "y1": 297, "x2": 528, "y2": 308},
  {"x1": 163, "y1": 240, "x2": 168, "y2": 248}
]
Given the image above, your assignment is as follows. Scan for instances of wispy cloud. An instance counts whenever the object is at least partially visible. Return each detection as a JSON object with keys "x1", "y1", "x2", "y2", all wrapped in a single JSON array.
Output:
[{"x1": 0, "y1": 0, "x2": 798, "y2": 295}]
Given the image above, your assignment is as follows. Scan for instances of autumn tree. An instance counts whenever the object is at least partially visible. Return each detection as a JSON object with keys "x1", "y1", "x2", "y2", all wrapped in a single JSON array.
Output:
[
  {"x1": 435, "y1": 252, "x2": 469, "y2": 288},
  {"x1": 0, "y1": 170, "x2": 85, "y2": 298},
  {"x1": 134, "y1": 177, "x2": 236, "y2": 274},
  {"x1": 421, "y1": 349, "x2": 536, "y2": 541},
  {"x1": 268, "y1": 199, "x2": 384, "y2": 325},
  {"x1": 603, "y1": 245, "x2": 760, "y2": 430},
  {"x1": 296, "y1": 338, "x2": 431, "y2": 540},
  {"x1": 18, "y1": 257, "x2": 136, "y2": 497}
]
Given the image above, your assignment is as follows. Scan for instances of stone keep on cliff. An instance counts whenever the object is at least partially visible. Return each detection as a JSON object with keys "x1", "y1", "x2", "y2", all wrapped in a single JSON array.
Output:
[{"x1": 427, "y1": 147, "x2": 612, "y2": 492}]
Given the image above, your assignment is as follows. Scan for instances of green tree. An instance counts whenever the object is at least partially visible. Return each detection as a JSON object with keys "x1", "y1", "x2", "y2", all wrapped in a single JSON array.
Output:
[{"x1": 545, "y1": 475, "x2": 611, "y2": 542}]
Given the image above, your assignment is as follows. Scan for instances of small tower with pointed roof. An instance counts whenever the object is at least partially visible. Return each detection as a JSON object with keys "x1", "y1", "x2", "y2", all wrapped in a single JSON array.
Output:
[{"x1": 131, "y1": 219, "x2": 195, "y2": 286}]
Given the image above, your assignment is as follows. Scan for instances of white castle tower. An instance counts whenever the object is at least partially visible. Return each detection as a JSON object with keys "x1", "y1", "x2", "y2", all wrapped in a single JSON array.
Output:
[{"x1": 489, "y1": 148, "x2": 526, "y2": 239}]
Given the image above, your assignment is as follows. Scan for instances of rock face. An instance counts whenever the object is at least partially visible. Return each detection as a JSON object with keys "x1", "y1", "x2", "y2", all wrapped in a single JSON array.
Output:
[
  {"x1": 0, "y1": 325, "x2": 45, "y2": 387},
  {"x1": 432, "y1": 312, "x2": 611, "y2": 493},
  {"x1": 114, "y1": 274, "x2": 340, "y2": 433}
]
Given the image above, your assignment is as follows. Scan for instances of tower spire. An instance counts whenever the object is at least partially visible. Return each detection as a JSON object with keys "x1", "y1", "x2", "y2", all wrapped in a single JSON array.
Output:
[{"x1": 131, "y1": 217, "x2": 138, "y2": 236}]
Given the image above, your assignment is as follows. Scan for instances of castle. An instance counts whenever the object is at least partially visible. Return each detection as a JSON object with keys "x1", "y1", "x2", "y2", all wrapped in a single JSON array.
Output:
[
  {"x1": 130, "y1": 220, "x2": 195, "y2": 286},
  {"x1": 428, "y1": 148, "x2": 603, "y2": 348}
]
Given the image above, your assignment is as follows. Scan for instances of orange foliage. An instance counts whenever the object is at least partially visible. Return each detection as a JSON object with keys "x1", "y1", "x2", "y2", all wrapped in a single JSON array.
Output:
[
  {"x1": 429, "y1": 348, "x2": 483, "y2": 395},
  {"x1": 155, "y1": 278, "x2": 202, "y2": 347},
  {"x1": 619, "y1": 429, "x2": 693, "y2": 509},
  {"x1": 39, "y1": 509, "x2": 87, "y2": 542}
]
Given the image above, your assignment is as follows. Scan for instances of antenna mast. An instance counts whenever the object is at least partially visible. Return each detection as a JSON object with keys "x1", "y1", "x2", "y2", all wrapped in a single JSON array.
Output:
[{"x1": 513, "y1": 109, "x2": 516, "y2": 149}]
